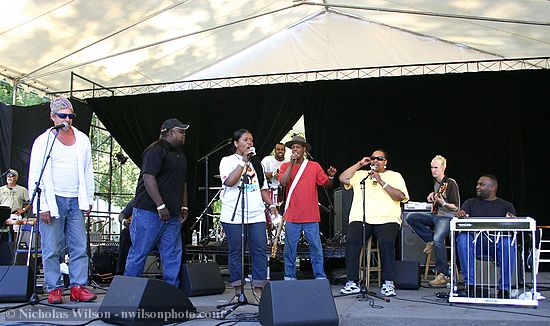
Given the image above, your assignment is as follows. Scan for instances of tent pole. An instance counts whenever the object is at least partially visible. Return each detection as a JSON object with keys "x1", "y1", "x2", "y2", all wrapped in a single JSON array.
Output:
[{"x1": 12, "y1": 79, "x2": 17, "y2": 105}]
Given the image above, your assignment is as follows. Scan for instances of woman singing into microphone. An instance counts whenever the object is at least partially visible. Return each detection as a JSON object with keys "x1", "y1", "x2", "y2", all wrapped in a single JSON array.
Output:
[{"x1": 219, "y1": 129, "x2": 279, "y2": 300}]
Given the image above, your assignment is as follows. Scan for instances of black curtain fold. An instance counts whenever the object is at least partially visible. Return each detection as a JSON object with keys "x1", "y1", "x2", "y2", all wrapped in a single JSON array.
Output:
[
  {"x1": 0, "y1": 103, "x2": 13, "y2": 176},
  {"x1": 88, "y1": 84, "x2": 304, "y2": 217},
  {"x1": 2, "y1": 101, "x2": 93, "y2": 189},
  {"x1": 304, "y1": 69, "x2": 550, "y2": 223},
  {"x1": 3, "y1": 69, "x2": 549, "y2": 230}
]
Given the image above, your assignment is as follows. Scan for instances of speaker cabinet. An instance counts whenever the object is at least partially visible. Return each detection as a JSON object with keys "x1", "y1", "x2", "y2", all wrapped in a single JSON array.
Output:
[
  {"x1": 394, "y1": 260, "x2": 421, "y2": 290},
  {"x1": 334, "y1": 187, "x2": 353, "y2": 235},
  {"x1": 99, "y1": 276, "x2": 195, "y2": 326},
  {"x1": 179, "y1": 262, "x2": 225, "y2": 297},
  {"x1": 259, "y1": 279, "x2": 339, "y2": 326},
  {"x1": 400, "y1": 211, "x2": 429, "y2": 264},
  {"x1": 0, "y1": 266, "x2": 34, "y2": 302}
]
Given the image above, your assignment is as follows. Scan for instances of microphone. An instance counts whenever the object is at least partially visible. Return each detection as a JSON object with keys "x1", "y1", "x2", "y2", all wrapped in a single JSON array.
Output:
[
  {"x1": 247, "y1": 146, "x2": 256, "y2": 158},
  {"x1": 0, "y1": 170, "x2": 9, "y2": 177},
  {"x1": 52, "y1": 121, "x2": 68, "y2": 131},
  {"x1": 370, "y1": 165, "x2": 377, "y2": 185}
]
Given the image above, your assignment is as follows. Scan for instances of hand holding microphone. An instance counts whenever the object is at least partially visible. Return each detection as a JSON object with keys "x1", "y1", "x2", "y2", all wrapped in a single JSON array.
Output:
[{"x1": 243, "y1": 146, "x2": 256, "y2": 162}]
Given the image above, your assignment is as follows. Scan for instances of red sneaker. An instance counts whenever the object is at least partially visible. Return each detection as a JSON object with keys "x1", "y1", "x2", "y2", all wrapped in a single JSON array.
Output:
[
  {"x1": 70, "y1": 286, "x2": 97, "y2": 302},
  {"x1": 48, "y1": 288, "x2": 64, "y2": 304}
]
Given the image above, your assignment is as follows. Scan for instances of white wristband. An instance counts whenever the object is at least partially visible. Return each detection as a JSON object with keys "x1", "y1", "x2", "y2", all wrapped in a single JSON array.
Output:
[
  {"x1": 269, "y1": 204, "x2": 276, "y2": 209},
  {"x1": 181, "y1": 206, "x2": 188, "y2": 210},
  {"x1": 382, "y1": 183, "x2": 389, "y2": 189},
  {"x1": 157, "y1": 203, "x2": 166, "y2": 210},
  {"x1": 328, "y1": 176, "x2": 334, "y2": 179},
  {"x1": 238, "y1": 161, "x2": 246, "y2": 167}
]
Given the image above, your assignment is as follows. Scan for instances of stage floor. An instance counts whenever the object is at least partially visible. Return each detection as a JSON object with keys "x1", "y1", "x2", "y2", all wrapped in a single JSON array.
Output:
[{"x1": 1, "y1": 272, "x2": 549, "y2": 325}]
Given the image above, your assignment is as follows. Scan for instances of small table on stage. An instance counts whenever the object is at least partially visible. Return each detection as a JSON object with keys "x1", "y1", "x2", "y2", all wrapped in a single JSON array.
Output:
[{"x1": 5, "y1": 218, "x2": 39, "y2": 266}]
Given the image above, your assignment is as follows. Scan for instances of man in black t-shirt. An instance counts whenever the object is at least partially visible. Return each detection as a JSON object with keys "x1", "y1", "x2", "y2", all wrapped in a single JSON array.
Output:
[
  {"x1": 456, "y1": 174, "x2": 517, "y2": 298},
  {"x1": 124, "y1": 118, "x2": 189, "y2": 287}
]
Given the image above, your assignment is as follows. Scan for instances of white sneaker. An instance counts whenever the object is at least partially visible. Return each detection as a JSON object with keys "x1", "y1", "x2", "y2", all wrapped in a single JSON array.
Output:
[
  {"x1": 381, "y1": 283, "x2": 396, "y2": 297},
  {"x1": 340, "y1": 281, "x2": 360, "y2": 294}
]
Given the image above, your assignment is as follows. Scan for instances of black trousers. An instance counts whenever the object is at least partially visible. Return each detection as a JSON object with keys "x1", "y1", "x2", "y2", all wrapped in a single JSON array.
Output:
[{"x1": 345, "y1": 221, "x2": 400, "y2": 283}]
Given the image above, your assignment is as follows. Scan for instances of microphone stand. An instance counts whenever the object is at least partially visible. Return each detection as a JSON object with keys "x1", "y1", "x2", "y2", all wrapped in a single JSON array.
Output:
[
  {"x1": 197, "y1": 138, "x2": 231, "y2": 240},
  {"x1": 23, "y1": 129, "x2": 72, "y2": 310},
  {"x1": 360, "y1": 176, "x2": 389, "y2": 303},
  {"x1": 217, "y1": 162, "x2": 258, "y2": 317},
  {"x1": 190, "y1": 188, "x2": 222, "y2": 243},
  {"x1": 336, "y1": 174, "x2": 389, "y2": 304}
]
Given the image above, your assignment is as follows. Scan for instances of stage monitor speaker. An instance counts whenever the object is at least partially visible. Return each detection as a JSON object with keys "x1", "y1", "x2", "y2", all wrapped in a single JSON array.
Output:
[
  {"x1": 259, "y1": 279, "x2": 339, "y2": 326},
  {"x1": 394, "y1": 260, "x2": 420, "y2": 290},
  {"x1": 400, "y1": 211, "x2": 429, "y2": 264},
  {"x1": 0, "y1": 265, "x2": 34, "y2": 302},
  {"x1": 334, "y1": 187, "x2": 353, "y2": 235},
  {"x1": 99, "y1": 275, "x2": 195, "y2": 326},
  {"x1": 179, "y1": 262, "x2": 225, "y2": 297}
]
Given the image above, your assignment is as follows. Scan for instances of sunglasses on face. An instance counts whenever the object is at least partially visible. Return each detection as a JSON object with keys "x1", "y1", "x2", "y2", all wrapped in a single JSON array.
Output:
[
  {"x1": 6, "y1": 174, "x2": 16, "y2": 177},
  {"x1": 55, "y1": 113, "x2": 76, "y2": 119},
  {"x1": 370, "y1": 156, "x2": 386, "y2": 161}
]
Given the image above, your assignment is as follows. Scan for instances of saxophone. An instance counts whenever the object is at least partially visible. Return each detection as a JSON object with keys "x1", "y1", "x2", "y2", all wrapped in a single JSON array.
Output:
[{"x1": 271, "y1": 216, "x2": 285, "y2": 258}]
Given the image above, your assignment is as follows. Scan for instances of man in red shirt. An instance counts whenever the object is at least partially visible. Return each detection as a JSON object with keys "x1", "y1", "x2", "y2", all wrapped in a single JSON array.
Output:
[{"x1": 279, "y1": 136, "x2": 336, "y2": 280}]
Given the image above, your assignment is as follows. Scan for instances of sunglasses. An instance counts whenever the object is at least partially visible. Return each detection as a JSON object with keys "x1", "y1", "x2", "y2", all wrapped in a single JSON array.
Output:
[
  {"x1": 6, "y1": 174, "x2": 16, "y2": 177},
  {"x1": 370, "y1": 156, "x2": 386, "y2": 161},
  {"x1": 55, "y1": 113, "x2": 76, "y2": 119}
]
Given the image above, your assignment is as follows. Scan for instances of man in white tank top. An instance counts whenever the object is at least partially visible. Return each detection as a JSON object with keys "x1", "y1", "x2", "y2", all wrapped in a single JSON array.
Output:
[{"x1": 28, "y1": 97, "x2": 96, "y2": 304}]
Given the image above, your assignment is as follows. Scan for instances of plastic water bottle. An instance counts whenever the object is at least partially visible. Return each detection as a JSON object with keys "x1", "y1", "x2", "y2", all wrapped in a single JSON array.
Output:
[{"x1": 192, "y1": 230, "x2": 198, "y2": 245}]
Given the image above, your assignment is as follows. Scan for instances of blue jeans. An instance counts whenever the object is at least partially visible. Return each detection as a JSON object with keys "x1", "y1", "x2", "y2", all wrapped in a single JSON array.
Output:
[
  {"x1": 39, "y1": 196, "x2": 88, "y2": 292},
  {"x1": 457, "y1": 231, "x2": 516, "y2": 290},
  {"x1": 284, "y1": 222, "x2": 325, "y2": 280},
  {"x1": 222, "y1": 222, "x2": 267, "y2": 288},
  {"x1": 406, "y1": 212, "x2": 451, "y2": 275},
  {"x1": 125, "y1": 208, "x2": 182, "y2": 287}
]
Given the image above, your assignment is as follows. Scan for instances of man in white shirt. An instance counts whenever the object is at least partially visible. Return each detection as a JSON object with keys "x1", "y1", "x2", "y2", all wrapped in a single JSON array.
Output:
[
  {"x1": 261, "y1": 143, "x2": 287, "y2": 205},
  {"x1": 28, "y1": 97, "x2": 96, "y2": 304}
]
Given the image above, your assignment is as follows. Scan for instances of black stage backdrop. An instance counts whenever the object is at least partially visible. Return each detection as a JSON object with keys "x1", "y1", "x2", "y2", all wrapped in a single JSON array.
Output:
[
  {"x1": 0, "y1": 101, "x2": 93, "y2": 189},
  {"x1": 88, "y1": 69, "x2": 550, "y2": 230},
  {"x1": 3, "y1": 69, "x2": 548, "y2": 234}
]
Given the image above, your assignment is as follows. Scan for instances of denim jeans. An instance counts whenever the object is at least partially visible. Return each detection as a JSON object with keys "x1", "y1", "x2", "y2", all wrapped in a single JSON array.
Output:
[
  {"x1": 457, "y1": 231, "x2": 516, "y2": 290},
  {"x1": 406, "y1": 212, "x2": 451, "y2": 275},
  {"x1": 125, "y1": 208, "x2": 182, "y2": 287},
  {"x1": 284, "y1": 222, "x2": 325, "y2": 280},
  {"x1": 222, "y1": 222, "x2": 267, "y2": 288},
  {"x1": 39, "y1": 196, "x2": 88, "y2": 292}
]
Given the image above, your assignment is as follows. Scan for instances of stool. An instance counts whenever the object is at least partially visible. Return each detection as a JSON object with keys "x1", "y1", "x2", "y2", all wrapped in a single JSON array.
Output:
[
  {"x1": 359, "y1": 236, "x2": 381, "y2": 288},
  {"x1": 424, "y1": 240, "x2": 459, "y2": 280}
]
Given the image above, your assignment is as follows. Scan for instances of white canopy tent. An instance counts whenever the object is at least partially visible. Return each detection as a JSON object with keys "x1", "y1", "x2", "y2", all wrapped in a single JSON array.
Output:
[{"x1": 0, "y1": 0, "x2": 548, "y2": 96}]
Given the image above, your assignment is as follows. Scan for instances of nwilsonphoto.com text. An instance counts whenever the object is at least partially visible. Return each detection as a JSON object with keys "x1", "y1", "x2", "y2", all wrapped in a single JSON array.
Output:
[{"x1": 4, "y1": 307, "x2": 224, "y2": 321}]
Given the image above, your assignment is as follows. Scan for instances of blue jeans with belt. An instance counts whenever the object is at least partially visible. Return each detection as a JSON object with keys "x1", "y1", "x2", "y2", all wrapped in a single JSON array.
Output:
[
  {"x1": 125, "y1": 208, "x2": 182, "y2": 287},
  {"x1": 39, "y1": 196, "x2": 88, "y2": 292},
  {"x1": 284, "y1": 221, "x2": 326, "y2": 280}
]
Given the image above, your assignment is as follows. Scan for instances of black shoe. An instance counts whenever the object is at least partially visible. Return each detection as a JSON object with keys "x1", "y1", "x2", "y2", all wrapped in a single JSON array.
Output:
[
  {"x1": 497, "y1": 290, "x2": 511, "y2": 299},
  {"x1": 457, "y1": 285, "x2": 485, "y2": 297}
]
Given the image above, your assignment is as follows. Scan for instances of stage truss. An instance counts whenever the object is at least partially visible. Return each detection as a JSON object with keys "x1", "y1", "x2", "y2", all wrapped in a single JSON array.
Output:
[{"x1": 51, "y1": 56, "x2": 550, "y2": 100}]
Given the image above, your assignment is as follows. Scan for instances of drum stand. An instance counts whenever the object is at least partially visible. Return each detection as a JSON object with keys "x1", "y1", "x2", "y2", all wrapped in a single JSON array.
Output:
[{"x1": 190, "y1": 188, "x2": 222, "y2": 244}]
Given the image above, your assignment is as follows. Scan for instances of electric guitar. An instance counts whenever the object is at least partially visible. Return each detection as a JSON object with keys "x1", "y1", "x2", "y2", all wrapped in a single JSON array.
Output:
[{"x1": 431, "y1": 182, "x2": 448, "y2": 214}]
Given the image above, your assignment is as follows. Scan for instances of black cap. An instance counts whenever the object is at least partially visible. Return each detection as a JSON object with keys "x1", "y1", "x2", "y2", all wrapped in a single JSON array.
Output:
[{"x1": 160, "y1": 118, "x2": 189, "y2": 133}]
